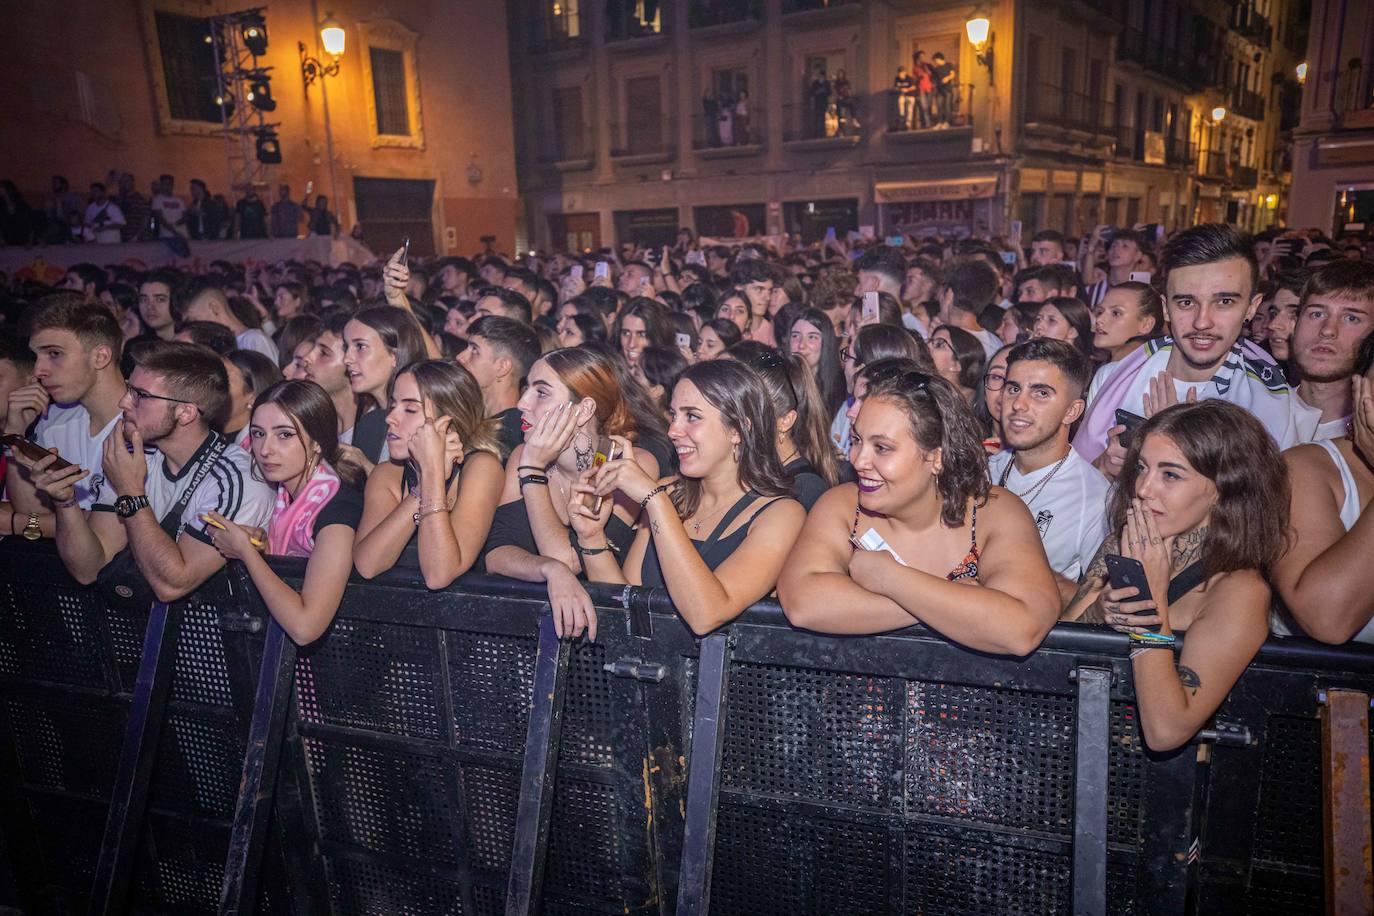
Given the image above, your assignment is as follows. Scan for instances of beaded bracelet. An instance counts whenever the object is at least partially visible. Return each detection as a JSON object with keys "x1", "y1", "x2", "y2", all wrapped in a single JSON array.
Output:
[{"x1": 639, "y1": 484, "x2": 669, "y2": 511}]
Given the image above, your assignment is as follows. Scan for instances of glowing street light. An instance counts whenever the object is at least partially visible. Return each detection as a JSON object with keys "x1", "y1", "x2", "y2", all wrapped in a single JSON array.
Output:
[{"x1": 1296, "y1": 61, "x2": 1308, "y2": 84}]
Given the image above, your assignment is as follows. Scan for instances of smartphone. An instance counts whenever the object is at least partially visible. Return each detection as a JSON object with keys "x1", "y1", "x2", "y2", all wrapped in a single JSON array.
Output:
[
  {"x1": 862, "y1": 291, "x2": 879, "y2": 322},
  {"x1": 1114, "y1": 409, "x2": 1146, "y2": 450},
  {"x1": 1104, "y1": 554, "x2": 1159, "y2": 630},
  {"x1": 400, "y1": 236, "x2": 410, "y2": 267},
  {"x1": 591, "y1": 435, "x2": 620, "y2": 514},
  {"x1": 1128, "y1": 271, "x2": 1152, "y2": 283},
  {"x1": 304, "y1": 180, "x2": 314, "y2": 197},
  {"x1": 885, "y1": 235, "x2": 905, "y2": 247},
  {"x1": 1009, "y1": 219, "x2": 1023, "y2": 240},
  {"x1": 1000, "y1": 250, "x2": 1018, "y2": 265},
  {"x1": 675, "y1": 332, "x2": 692, "y2": 349},
  {"x1": 594, "y1": 262, "x2": 609, "y2": 281},
  {"x1": 570, "y1": 264, "x2": 584, "y2": 281},
  {"x1": 0, "y1": 435, "x2": 73, "y2": 472}
]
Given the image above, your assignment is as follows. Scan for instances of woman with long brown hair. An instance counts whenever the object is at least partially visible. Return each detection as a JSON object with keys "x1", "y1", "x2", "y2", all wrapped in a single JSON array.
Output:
[
  {"x1": 1063, "y1": 400, "x2": 1288, "y2": 751},
  {"x1": 483, "y1": 347, "x2": 663, "y2": 640},
  {"x1": 204, "y1": 379, "x2": 368, "y2": 644},
  {"x1": 352, "y1": 360, "x2": 506, "y2": 589},
  {"x1": 571, "y1": 360, "x2": 805, "y2": 635}
]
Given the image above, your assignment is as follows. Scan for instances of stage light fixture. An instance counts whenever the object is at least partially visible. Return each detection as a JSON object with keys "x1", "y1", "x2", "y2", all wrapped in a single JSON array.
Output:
[
  {"x1": 249, "y1": 74, "x2": 276, "y2": 112},
  {"x1": 255, "y1": 127, "x2": 282, "y2": 164},
  {"x1": 214, "y1": 91, "x2": 236, "y2": 119},
  {"x1": 241, "y1": 13, "x2": 268, "y2": 57}
]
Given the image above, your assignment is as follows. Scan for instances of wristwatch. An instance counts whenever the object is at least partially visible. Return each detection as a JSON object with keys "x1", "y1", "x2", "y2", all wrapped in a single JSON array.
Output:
[
  {"x1": 21, "y1": 512, "x2": 41, "y2": 541},
  {"x1": 114, "y1": 494, "x2": 151, "y2": 519}
]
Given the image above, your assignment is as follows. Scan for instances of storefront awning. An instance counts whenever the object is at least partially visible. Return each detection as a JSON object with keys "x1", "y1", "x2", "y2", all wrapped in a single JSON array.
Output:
[{"x1": 875, "y1": 177, "x2": 998, "y2": 204}]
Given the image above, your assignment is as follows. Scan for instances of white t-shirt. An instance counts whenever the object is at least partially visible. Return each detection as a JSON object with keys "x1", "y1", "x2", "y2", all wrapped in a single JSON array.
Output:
[
  {"x1": 92, "y1": 434, "x2": 273, "y2": 545},
  {"x1": 1313, "y1": 414, "x2": 1351, "y2": 442},
  {"x1": 236, "y1": 328, "x2": 279, "y2": 363},
  {"x1": 151, "y1": 193, "x2": 186, "y2": 237},
  {"x1": 33, "y1": 403, "x2": 121, "y2": 509},
  {"x1": 988, "y1": 447, "x2": 1111, "y2": 581},
  {"x1": 974, "y1": 328, "x2": 1004, "y2": 360}
]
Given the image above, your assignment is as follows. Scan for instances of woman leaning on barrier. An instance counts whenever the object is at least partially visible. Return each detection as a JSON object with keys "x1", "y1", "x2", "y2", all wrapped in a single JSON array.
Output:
[
  {"x1": 570, "y1": 360, "x2": 806, "y2": 636},
  {"x1": 351, "y1": 360, "x2": 505, "y2": 590},
  {"x1": 482, "y1": 347, "x2": 662, "y2": 641},
  {"x1": 777, "y1": 369, "x2": 1061, "y2": 656},
  {"x1": 204, "y1": 380, "x2": 367, "y2": 645},
  {"x1": 1062, "y1": 401, "x2": 1287, "y2": 752}
]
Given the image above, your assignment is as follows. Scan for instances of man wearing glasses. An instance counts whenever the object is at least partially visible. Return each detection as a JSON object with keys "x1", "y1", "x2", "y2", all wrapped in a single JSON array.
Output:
[{"x1": 27, "y1": 340, "x2": 272, "y2": 601}]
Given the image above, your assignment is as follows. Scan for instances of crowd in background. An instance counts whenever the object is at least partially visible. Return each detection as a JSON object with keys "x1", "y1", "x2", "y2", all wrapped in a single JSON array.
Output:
[{"x1": 1, "y1": 215, "x2": 1372, "y2": 755}]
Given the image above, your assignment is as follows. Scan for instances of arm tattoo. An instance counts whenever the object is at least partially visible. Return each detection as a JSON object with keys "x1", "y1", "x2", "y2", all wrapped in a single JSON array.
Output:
[
  {"x1": 1068, "y1": 536, "x2": 1116, "y2": 623},
  {"x1": 650, "y1": 519, "x2": 661, "y2": 536},
  {"x1": 1177, "y1": 665, "x2": 1201, "y2": 694}
]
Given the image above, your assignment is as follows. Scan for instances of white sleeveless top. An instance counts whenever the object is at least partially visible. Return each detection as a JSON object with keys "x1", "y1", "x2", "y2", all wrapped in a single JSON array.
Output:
[{"x1": 1321, "y1": 439, "x2": 1370, "y2": 643}]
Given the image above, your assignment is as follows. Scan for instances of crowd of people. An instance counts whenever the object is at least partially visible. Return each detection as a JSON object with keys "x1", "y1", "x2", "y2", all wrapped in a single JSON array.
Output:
[
  {"x1": 0, "y1": 173, "x2": 345, "y2": 245},
  {"x1": 2, "y1": 216, "x2": 1372, "y2": 753}
]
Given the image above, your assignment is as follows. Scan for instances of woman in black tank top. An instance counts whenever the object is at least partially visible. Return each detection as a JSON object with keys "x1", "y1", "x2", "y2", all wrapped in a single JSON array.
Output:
[
  {"x1": 725, "y1": 343, "x2": 840, "y2": 511},
  {"x1": 353, "y1": 362, "x2": 505, "y2": 589},
  {"x1": 571, "y1": 361, "x2": 805, "y2": 636}
]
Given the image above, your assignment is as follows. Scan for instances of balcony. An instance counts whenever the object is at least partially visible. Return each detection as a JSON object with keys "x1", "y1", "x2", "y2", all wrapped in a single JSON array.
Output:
[
  {"x1": 1230, "y1": 87, "x2": 1266, "y2": 121},
  {"x1": 608, "y1": 122, "x2": 675, "y2": 164},
  {"x1": 1233, "y1": 165, "x2": 1259, "y2": 189},
  {"x1": 1165, "y1": 137, "x2": 1193, "y2": 167},
  {"x1": 1023, "y1": 83, "x2": 1114, "y2": 137},
  {"x1": 1116, "y1": 26, "x2": 1185, "y2": 81},
  {"x1": 1235, "y1": 11, "x2": 1273, "y2": 46},
  {"x1": 692, "y1": 111, "x2": 764, "y2": 157},
  {"x1": 1199, "y1": 147, "x2": 1229, "y2": 180},
  {"x1": 526, "y1": 9, "x2": 586, "y2": 53},
  {"x1": 886, "y1": 83, "x2": 974, "y2": 137},
  {"x1": 783, "y1": 99, "x2": 863, "y2": 148},
  {"x1": 690, "y1": 0, "x2": 762, "y2": 29}
]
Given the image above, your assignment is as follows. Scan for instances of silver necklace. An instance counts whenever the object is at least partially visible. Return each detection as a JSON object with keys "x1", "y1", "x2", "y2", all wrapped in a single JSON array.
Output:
[{"x1": 997, "y1": 452, "x2": 1069, "y2": 508}]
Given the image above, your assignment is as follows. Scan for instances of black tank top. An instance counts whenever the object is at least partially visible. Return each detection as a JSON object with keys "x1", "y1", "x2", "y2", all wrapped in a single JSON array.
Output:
[{"x1": 639, "y1": 491, "x2": 783, "y2": 589}]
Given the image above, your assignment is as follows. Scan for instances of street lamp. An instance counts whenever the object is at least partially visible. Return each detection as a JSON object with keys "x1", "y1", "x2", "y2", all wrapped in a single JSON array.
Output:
[
  {"x1": 300, "y1": 14, "x2": 345, "y2": 89},
  {"x1": 1211, "y1": 106, "x2": 1227, "y2": 123},
  {"x1": 1296, "y1": 61, "x2": 1308, "y2": 84},
  {"x1": 964, "y1": 7, "x2": 995, "y2": 83}
]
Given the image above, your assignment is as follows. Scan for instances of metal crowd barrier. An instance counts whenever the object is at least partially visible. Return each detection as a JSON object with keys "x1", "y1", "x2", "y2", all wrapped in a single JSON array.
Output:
[{"x1": 1, "y1": 538, "x2": 1371, "y2": 915}]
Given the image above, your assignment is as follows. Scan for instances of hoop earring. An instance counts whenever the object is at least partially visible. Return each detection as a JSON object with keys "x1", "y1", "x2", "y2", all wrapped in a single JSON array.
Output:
[{"x1": 732, "y1": 442, "x2": 740, "y2": 463}]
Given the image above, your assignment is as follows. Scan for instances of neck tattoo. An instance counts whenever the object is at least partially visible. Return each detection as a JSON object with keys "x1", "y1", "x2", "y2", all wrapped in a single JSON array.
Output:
[{"x1": 1170, "y1": 526, "x2": 1207, "y2": 572}]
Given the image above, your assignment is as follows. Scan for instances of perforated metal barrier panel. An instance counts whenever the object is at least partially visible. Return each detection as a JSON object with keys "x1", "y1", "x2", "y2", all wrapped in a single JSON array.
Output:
[{"x1": 2, "y1": 540, "x2": 1373, "y2": 915}]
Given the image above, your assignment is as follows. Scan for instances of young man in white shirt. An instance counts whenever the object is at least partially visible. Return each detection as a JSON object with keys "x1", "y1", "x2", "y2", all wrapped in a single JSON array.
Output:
[
  {"x1": 4, "y1": 295, "x2": 127, "y2": 538},
  {"x1": 26, "y1": 341, "x2": 272, "y2": 602},
  {"x1": 1288, "y1": 259, "x2": 1374, "y2": 441},
  {"x1": 180, "y1": 280, "x2": 279, "y2": 363},
  {"x1": 989, "y1": 338, "x2": 1110, "y2": 601},
  {"x1": 150, "y1": 174, "x2": 186, "y2": 239}
]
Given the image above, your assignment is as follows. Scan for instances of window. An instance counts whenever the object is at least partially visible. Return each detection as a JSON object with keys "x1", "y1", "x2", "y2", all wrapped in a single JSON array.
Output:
[
  {"x1": 702, "y1": 67, "x2": 752, "y2": 148},
  {"x1": 607, "y1": 0, "x2": 661, "y2": 41},
  {"x1": 154, "y1": 11, "x2": 220, "y2": 124},
  {"x1": 552, "y1": 86, "x2": 586, "y2": 159},
  {"x1": 359, "y1": 20, "x2": 424, "y2": 149},
  {"x1": 1088, "y1": 60, "x2": 1104, "y2": 125},
  {"x1": 624, "y1": 75, "x2": 663, "y2": 154},
  {"x1": 1059, "y1": 49, "x2": 1077, "y2": 120},
  {"x1": 370, "y1": 48, "x2": 410, "y2": 136}
]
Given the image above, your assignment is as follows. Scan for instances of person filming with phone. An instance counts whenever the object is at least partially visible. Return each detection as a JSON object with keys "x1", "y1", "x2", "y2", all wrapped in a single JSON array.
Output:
[{"x1": 1062, "y1": 400, "x2": 1286, "y2": 752}]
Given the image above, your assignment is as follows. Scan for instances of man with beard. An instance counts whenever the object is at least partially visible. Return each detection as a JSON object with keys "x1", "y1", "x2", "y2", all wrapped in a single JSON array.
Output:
[
  {"x1": 1075, "y1": 224, "x2": 1319, "y2": 477},
  {"x1": 4, "y1": 295, "x2": 126, "y2": 539},
  {"x1": 1289, "y1": 260, "x2": 1374, "y2": 440},
  {"x1": 989, "y1": 339, "x2": 1109, "y2": 599},
  {"x1": 25, "y1": 341, "x2": 272, "y2": 600}
]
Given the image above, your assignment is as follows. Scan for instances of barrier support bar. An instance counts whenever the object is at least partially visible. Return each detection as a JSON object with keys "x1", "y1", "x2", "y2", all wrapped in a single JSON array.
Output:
[
  {"x1": 1322, "y1": 688, "x2": 1373, "y2": 916},
  {"x1": 506, "y1": 612, "x2": 570, "y2": 916},
  {"x1": 1072, "y1": 666, "x2": 1111, "y2": 916},
  {"x1": 220, "y1": 620, "x2": 296, "y2": 916},
  {"x1": 88, "y1": 600, "x2": 183, "y2": 916},
  {"x1": 676, "y1": 633, "x2": 730, "y2": 916}
]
